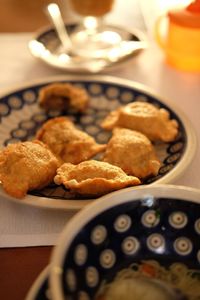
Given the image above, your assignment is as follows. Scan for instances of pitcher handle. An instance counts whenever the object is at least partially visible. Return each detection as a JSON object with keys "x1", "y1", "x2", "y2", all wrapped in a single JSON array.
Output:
[{"x1": 154, "y1": 15, "x2": 168, "y2": 50}]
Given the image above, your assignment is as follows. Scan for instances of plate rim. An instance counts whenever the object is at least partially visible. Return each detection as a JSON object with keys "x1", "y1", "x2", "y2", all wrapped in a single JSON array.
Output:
[
  {"x1": 0, "y1": 74, "x2": 197, "y2": 211},
  {"x1": 28, "y1": 22, "x2": 147, "y2": 73},
  {"x1": 49, "y1": 184, "x2": 200, "y2": 300},
  {"x1": 25, "y1": 266, "x2": 49, "y2": 300}
]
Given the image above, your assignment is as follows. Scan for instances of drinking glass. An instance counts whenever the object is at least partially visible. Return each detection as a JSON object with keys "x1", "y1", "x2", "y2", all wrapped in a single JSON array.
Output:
[{"x1": 69, "y1": 0, "x2": 122, "y2": 58}]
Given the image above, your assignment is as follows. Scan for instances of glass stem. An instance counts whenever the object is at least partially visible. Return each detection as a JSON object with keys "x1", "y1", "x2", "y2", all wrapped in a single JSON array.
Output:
[{"x1": 82, "y1": 16, "x2": 104, "y2": 35}]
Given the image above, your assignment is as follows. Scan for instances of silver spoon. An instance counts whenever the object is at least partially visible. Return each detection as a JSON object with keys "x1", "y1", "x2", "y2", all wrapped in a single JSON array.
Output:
[
  {"x1": 44, "y1": 3, "x2": 148, "y2": 73},
  {"x1": 46, "y1": 3, "x2": 74, "y2": 54}
]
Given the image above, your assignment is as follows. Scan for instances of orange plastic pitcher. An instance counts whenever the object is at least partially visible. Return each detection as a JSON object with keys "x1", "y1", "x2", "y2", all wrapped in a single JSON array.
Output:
[{"x1": 155, "y1": 0, "x2": 200, "y2": 72}]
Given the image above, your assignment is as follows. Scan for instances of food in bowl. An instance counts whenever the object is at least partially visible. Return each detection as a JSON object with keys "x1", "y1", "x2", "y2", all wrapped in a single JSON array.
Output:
[
  {"x1": 95, "y1": 260, "x2": 198, "y2": 300},
  {"x1": 49, "y1": 185, "x2": 200, "y2": 300}
]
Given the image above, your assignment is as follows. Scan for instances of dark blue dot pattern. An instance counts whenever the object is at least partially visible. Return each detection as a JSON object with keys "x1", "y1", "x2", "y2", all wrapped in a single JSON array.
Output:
[
  {"x1": 61, "y1": 197, "x2": 200, "y2": 300},
  {"x1": 0, "y1": 80, "x2": 186, "y2": 201}
]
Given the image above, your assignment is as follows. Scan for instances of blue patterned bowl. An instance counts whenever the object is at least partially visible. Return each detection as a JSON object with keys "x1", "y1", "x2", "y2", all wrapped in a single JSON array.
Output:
[
  {"x1": 50, "y1": 184, "x2": 200, "y2": 300},
  {"x1": 25, "y1": 267, "x2": 49, "y2": 300}
]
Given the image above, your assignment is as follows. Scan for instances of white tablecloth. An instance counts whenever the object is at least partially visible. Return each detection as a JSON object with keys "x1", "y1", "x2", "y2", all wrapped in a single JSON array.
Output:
[{"x1": 0, "y1": 32, "x2": 200, "y2": 248}]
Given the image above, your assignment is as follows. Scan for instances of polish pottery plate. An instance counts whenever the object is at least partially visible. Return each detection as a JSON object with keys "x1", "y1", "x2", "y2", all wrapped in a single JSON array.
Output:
[
  {"x1": 50, "y1": 185, "x2": 200, "y2": 300},
  {"x1": 0, "y1": 75, "x2": 196, "y2": 210}
]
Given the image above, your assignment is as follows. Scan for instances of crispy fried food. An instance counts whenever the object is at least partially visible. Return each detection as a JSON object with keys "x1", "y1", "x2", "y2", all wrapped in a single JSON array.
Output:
[
  {"x1": 54, "y1": 160, "x2": 141, "y2": 196},
  {"x1": 38, "y1": 83, "x2": 89, "y2": 112},
  {"x1": 101, "y1": 101, "x2": 179, "y2": 142},
  {"x1": 36, "y1": 117, "x2": 106, "y2": 164},
  {"x1": 0, "y1": 140, "x2": 59, "y2": 198},
  {"x1": 103, "y1": 128, "x2": 161, "y2": 179}
]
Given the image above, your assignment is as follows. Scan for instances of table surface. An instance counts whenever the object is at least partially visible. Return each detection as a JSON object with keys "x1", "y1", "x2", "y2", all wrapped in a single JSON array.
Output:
[
  {"x1": 0, "y1": 1, "x2": 146, "y2": 299},
  {"x1": 1, "y1": 1, "x2": 200, "y2": 300}
]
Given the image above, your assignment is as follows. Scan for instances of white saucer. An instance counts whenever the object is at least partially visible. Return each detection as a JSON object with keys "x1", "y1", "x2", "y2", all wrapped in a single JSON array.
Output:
[{"x1": 28, "y1": 23, "x2": 147, "y2": 73}]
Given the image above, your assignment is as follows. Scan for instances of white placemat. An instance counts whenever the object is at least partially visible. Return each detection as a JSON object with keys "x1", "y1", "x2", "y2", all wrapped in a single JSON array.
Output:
[{"x1": 0, "y1": 33, "x2": 200, "y2": 247}]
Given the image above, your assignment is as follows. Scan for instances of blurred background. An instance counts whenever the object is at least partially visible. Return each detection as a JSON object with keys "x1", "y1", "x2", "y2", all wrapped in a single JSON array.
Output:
[{"x1": 0, "y1": 0, "x2": 192, "y2": 34}]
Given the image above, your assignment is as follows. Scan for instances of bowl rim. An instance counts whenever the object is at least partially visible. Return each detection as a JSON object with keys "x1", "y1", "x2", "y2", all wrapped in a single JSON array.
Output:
[
  {"x1": 49, "y1": 184, "x2": 200, "y2": 300},
  {"x1": 25, "y1": 266, "x2": 49, "y2": 300}
]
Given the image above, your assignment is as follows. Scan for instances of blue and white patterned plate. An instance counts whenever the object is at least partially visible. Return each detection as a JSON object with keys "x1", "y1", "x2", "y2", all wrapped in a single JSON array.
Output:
[
  {"x1": 0, "y1": 75, "x2": 196, "y2": 210},
  {"x1": 50, "y1": 184, "x2": 200, "y2": 300}
]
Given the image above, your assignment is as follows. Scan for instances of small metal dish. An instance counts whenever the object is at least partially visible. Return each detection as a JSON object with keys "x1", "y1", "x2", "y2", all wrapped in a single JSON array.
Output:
[{"x1": 28, "y1": 23, "x2": 147, "y2": 73}]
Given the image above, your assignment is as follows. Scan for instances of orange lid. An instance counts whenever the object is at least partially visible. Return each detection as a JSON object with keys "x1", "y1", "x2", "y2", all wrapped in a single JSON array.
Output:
[
  {"x1": 168, "y1": 0, "x2": 200, "y2": 28},
  {"x1": 187, "y1": 0, "x2": 200, "y2": 13}
]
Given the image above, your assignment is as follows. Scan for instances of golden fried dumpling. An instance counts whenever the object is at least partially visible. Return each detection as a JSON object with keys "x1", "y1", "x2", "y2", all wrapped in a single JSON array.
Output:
[
  {"x1": 36, "y1": 117, "x2": 106, "y2": 164},
  {"x1": 38, "y1": 83, "x2": 89, "y2": 112},
  {"x1": 101, "y1": 101, "x2": 179, "y2": 142},
  {"x1": 54, "y1": 160, "x2": 141, "y2": 196},
  {"x1": 0, "y1": 140, "x2": 59, "y2": 198},
  {"x1": 103, "y1": 128, "x2": 161, "y2": 179}
]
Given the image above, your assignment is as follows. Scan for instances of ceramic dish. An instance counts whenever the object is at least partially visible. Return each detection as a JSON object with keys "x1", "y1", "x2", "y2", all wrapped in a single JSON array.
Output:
[
  {"x1": 0, "y1": 75, "x2": 196, "y2": 210},
  {"x1": 28, "y1": 23, "x2": 147, "y2": 73},
  {"x1": 50, "y1": 184, "x2": 200, "y2": 300},
  {"x1": 25, "y1": 266, "x2": 50, "y2": 300}
]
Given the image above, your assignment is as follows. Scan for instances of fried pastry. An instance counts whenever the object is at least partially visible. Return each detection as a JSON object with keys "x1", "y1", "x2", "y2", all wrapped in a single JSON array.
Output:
[
  {"x1": 36, "y1": 117, "x2": 106, "y2": 164},
  {"x1": 101, "y1": 101, "x2": 179, "y2": 142},
  {"x1": 54, "y1": 160, "x2": 141, "y2": 196},
  {"x1": 38, "y1": 83, "x2": 89, "y2": 112},
  {"x1": 103, "y1": 128, "x2": 161, "y2": 179},
  {"x1": 0, "y1": 140, "x2": 59, "y2": 198}
]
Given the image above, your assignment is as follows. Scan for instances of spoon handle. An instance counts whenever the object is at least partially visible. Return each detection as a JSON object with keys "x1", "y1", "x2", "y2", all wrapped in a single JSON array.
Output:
[{"x1": 46, "y1": 3, "x2": 73, "y2": 52}]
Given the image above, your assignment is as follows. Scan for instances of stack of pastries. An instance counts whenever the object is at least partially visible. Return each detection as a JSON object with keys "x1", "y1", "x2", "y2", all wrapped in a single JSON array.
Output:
[{"x1": 0, "y1": 83, "x2": 179, "y2": 199}]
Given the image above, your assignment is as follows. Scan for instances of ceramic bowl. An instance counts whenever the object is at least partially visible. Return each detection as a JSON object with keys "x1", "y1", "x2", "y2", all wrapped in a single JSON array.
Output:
[
  {"x1": 25, "y1": 267, "x2": 49, "y2": 300},
  {"x1": 50, "y1": 184, "x2": 200, "y2": 300}
]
